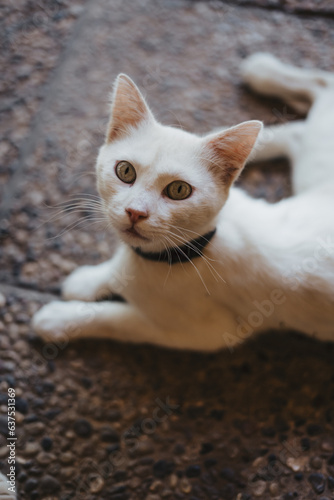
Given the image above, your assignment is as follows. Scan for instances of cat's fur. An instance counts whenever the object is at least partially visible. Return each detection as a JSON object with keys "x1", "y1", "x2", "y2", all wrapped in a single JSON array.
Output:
[
  {"x1": 0, "y1": 472, "x2": 16, "y2": 499},
  {"x1": 33, "y1": 54, "x2": 334, "y2": 351}
]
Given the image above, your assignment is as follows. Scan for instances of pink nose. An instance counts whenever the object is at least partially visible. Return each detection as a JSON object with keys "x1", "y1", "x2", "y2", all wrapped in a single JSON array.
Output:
[{"x1": 126, "y1": 208, "x2": 148, "y2": 224}]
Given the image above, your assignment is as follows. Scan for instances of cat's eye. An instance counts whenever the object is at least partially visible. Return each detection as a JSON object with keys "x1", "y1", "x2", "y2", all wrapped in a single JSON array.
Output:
[
  {"x1": 165, "y1": 180, "x2": 192, "y2": 200},
  {"x1": 115, "y1": 161, "x2": 136, "y2": 184}
]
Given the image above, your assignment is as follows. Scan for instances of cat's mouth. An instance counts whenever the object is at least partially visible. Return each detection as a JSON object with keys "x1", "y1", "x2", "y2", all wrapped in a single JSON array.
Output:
[{"x1": 124, "y1": 226, "x2": 150, "y2": 241}]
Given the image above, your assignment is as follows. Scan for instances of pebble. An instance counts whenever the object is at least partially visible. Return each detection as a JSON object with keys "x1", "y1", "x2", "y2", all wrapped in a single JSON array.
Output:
[
  {"x1": 1, "y1": 360, "x2": 15, "y2": 371},
  {"x1": 128, "y1": 477, "x2": 141, "y2": 489},
  {"x1": 150, "y1": 480, "x2": 163, "y2": 492},
  {"x1": 113, "y1": 470, "x2": 127, "y2": 482},
  {"x1": 328, "y1": 476, "x2": 334, "y2": 490},
  {"x1": 60, "y1": 467, "x2": 76, "y2": 479},
  {"x1": 26, "y1": 422, "x2": 45, "y2": 435},
  {"x1": 161, "y1": 488, "x2": 173, "y2": 497},
  {"x1": 15, "y1": 411, "x2": 24, "y2": 424},
  {"x1": 28, "y1": 466, "x2": 42, "y2": 475},
  {"x1": 0, "y1": 446, "x2": 9, "y2": 458},
  {"x1": 252, "y1": 456, "x2": 264, "y2": 468},
  {"x1": 146, "y1": 495, "x2": 160, "y2": 500},
  {"x1": 108, "y1": 409, "x2": 122, "y2": 421},
  {"x1": 24, "y1": 442, "x2": 40, "y2": 456},
  {"x1": 286, "y1": 457, "x2": 302, "y2": 472},
  {"x1": 41, "y1": 436, "x2": 53, "y2": 451},
  {"x1": 169, "y1": 473, "x2": 178, "y2": 488},
  {"x1": 221, "y1": 483, "x2": 236, "y2": 499},
  {"x1": 252, "y1": 480, "x2": 266, "y2": 496},
  {"x1": 174, "y1": 443, "x2": 185, "y2": 455},
  {"x1": 0, "y1": 293, "x2": 6, "y2": 307},
  {"x1": 36, "y1": 452, "x2": 56, "y2": 465},
  {"x1": 73, "y1": 418, "x2": 93, "y2": 438},
  {"x1": 200, "y1": 442, "x2": 214, "y2": 454},
  {"x1": 220, "y1": 467, "x2": 236, "y2": 482},
  {"x1": 106, "y1": 484, "x2": 127, "y2": 495},
  {"x1": 180, "y1": 478, "x2": 192, "y2": 494},
  {"x1": 185, "y1": 465, "x2": 201, "y2": 478},
  {"x1": 321, "y1": 440, "x2": 333, "y2": 452},
  {"x1": 60, "y1": 451, "x2": 74, "y2": 465},
  {"x1": 153, "y1": 460, "x2": 175, "y2": 479},
  {"x1": 24, "y1": 478, "x2": 38, "y2": 492},
  {"x1": 269, "y1": 483, "x2": 279, "y2": 496},
  {"x1": 134, "y1": 465, "x2": 152, "y2": 477},
  {"x1": 307, "y1": 424, "x2": 323, "y2": 436},
  {"x1": 39, "y1": 475, "x2": 61, "y2": 494},
  {"x1": 65, "y1": 430, "x2": 76, "y2": 440},
  {"x1": 261, "y1": 426, "x2": 276, "y2": 437},
  {"x1": 3, "y1": 313, "x2": 13, "y2": 324},
  {"x1": 308, "y1": 473, "x2": 325, "y2": 494},
  {"x1": 301, "y1": 437, "x2": 310, "y2": 451},
  {"x1": 17, "y1": 472, "x2": 27, "y2": 482},
  {"x1": 204, "y1": 458, "x2": 217, "y2": 468},
  {"x1": 0, "y1": 335, "x2": 10, "y2": 349},
  {"x1": 130, "y1": 440, "x2": 154, "y2": 456},
  {"x1": 89, "y1": 475, "x2": 105, "y2": 493},
  {"x1": 100, "y1": 426, "x2": 119, "y2": 442},
  {"x1": 310, "y1": 456, "x2": 322, "y2": 469}
]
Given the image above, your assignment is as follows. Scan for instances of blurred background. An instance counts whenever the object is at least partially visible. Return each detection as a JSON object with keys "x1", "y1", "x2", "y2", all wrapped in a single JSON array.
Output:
[{"x1": 1, "y1": 1, "x2": 334, "y2": 498}]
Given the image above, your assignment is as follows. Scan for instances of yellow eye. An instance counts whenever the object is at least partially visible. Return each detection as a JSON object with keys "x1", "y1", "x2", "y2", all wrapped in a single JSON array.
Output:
[
  {"x1": 165, "y1": 181, "x2": 192, "y2": 200},
  {"x1": 115, "y1": 161, "x2": 136, "y2": 184}
]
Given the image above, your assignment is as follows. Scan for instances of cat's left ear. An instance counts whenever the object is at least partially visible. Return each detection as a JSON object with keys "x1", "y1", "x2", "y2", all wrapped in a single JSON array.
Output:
[
  {"x1": 106, "y1": 74, "x2": 154, "y2": 143},
  {"x1": 202, "y1": 120, "x2": 262, "y2": 186}
]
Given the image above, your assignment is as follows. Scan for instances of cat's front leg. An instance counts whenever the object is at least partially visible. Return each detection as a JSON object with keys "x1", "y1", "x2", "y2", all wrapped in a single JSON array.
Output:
[
  {"x1": 33, "y1": 300, "x2": 163, "y2": 346},
  {"x1": 0, "y1": 472, "x2": 16, "y2": 499},
  {"x1": 62, "y1": 261, "x2": 114, "y2": 301},
  {"x1": 62, "y1": 253, "x2": 133, "y2": 302}
]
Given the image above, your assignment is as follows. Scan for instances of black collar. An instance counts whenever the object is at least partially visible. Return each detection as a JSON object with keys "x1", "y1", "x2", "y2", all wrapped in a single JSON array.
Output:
[{"x1": 132, "y1": 228, "x2": 216, "y2": 264}]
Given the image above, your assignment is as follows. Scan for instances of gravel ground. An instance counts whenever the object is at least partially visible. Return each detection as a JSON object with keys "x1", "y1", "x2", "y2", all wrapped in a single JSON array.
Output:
[{"x1": 1, "y1": 1, "x2": 334, "y2": 499}]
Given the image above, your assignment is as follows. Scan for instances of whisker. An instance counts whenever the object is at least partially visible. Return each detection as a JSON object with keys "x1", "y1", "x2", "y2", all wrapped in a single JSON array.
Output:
[
  {"x1": 160, "y1": 238, "x2": 173, "y2": 287},
  {"x1": 170, "y1": 224, "x2": 223, "y2": 262},
  {"x1": 163, "y1": 234, "x2": 210, "y2": 294},
  {"x1": 37, "y1": 205, "x2": 106, "y2": 230},
  {"x1": 45, "y1": 216, "x2": 108, "y2": 241},
  {"x1": 165, "y1": 230, "x2": 224, "y2": 284}
]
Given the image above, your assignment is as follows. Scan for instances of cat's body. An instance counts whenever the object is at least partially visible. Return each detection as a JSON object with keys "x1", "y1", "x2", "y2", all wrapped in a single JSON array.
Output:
[{"x1": 33, "y1": 54, "x2": 334, "y2": 351}]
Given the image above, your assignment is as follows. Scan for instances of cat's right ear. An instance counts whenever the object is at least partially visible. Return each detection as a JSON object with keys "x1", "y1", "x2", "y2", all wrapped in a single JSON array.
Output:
[{"x1": 106, "y1": 74, "x2": 154, "y2": 143}]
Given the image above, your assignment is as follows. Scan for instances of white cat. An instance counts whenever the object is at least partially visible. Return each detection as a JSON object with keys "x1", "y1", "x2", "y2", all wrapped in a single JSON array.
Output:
[{"x1": 33, "y1": 54, "x2": 334, "y2": 352}]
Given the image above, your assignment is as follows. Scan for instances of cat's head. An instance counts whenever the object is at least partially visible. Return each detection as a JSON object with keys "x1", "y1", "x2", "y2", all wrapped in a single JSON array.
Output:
[{"x1": 96, "y1": 74, "x2": 261, "y2": 252}]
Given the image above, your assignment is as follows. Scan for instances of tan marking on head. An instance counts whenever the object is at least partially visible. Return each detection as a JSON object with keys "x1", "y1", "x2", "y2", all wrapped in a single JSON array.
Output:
[{"x1": 106, "y1": 74, "x2": 152, "y2": 143}]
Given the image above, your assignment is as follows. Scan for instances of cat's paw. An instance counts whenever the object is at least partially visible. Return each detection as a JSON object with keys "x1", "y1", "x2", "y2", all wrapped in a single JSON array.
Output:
[
  {"x1": 62, "y1": 265, "x2": 112, "y2": 301},
  {"x1": 32, "y1": 300, "x2": 91, "y2": 342},
  {"x1": 0, "y1": 472, "x2": 16, "y2": 499}
]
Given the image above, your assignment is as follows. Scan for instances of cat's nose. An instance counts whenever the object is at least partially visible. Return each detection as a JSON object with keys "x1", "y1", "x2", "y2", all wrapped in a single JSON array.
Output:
[{"x1": 126, "y1": 208, "x2": 148, "y2": 224}]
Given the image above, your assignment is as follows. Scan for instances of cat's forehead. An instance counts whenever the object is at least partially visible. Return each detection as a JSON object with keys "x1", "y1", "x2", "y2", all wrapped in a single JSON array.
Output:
[{"x1": 103, "y1": 122, "x2": 203, "y2": 175}]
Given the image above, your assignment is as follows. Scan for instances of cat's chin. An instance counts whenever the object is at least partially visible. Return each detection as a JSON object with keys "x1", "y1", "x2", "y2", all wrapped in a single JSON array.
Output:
[
  {"x1": 119, "y1": 228, "x2": 153, "y2": 249},
  {"x1": 119, "y1": 231, "x2": 169, "y2": 253},
  {"x1": 123, "y1": 227, "x2": 150, "y2": 241}
]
